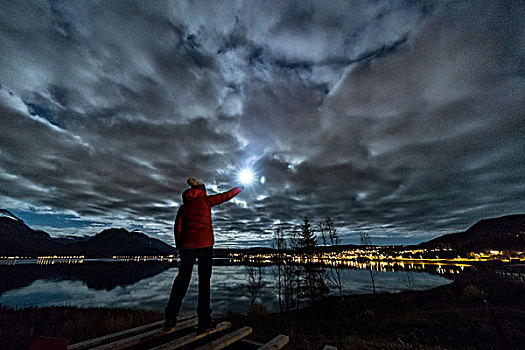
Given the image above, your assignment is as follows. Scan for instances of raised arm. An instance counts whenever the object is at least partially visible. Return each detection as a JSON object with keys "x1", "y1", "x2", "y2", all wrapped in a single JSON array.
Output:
[{"x1": 207, "y1": 187, "x2": 242, "y2": 207}]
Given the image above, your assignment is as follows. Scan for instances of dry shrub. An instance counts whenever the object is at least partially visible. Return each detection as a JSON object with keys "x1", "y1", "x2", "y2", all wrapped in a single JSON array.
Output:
[{"x1": 461, "y1": 284, "x2": 486, "y2": 304}]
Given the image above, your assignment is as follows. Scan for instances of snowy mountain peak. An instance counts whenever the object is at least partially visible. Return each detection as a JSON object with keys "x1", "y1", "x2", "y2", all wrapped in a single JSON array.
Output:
[{"x1": 0, "y1": 209, "x2": 23, "y2": 222}]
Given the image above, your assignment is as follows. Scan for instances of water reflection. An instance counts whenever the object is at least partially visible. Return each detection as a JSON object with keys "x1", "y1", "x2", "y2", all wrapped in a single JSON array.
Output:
[
  {"x1": 233, "y1": 258, "x2": 470, "y2": 279},
  {"x1": 0, "y1": 261, "x2": 174, "y2": 293},
  {"x1": 0, "y1": 260, "x2": 461, "y2": 315}
]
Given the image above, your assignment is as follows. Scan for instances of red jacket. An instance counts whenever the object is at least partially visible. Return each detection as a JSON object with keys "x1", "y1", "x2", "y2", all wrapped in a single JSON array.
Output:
[{"x1": 174, "y1": 187, "x2": 242, "y2": 250}]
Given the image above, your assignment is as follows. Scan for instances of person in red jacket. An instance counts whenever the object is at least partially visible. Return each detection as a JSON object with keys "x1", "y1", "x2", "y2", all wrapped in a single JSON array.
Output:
[{"x1": 165, "y1": 177, "x2": 242, "y2": 332}]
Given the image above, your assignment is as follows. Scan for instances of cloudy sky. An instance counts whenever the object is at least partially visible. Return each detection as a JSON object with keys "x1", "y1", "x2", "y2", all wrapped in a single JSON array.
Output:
[{"x1": 1, "y1": 0, "x2": 523, "y2": 248}]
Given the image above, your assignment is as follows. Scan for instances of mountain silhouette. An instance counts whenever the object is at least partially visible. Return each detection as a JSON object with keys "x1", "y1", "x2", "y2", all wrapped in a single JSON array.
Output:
[
  {"x1": 422, "y1": 214, "x2": 525, "y2": 251},
  {"x1": 65, "y1": 228, "x2": 175, "y2": 257},
  {"x1": 0, "y1": 210, "x2": 175, "y2": 258},
  {"x1": 0, "y1": 211, "x2": 62, "y2": 257}
]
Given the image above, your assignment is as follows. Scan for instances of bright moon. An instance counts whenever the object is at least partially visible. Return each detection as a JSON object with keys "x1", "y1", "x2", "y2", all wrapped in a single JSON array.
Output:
[{"x1": 238, "y1": 168, "x2": 256, "y2": 186}]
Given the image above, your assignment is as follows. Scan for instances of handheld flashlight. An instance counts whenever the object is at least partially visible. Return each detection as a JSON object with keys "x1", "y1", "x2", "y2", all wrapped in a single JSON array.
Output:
[{"x1": 238, "y1": 168, "x2": 256, "y2": 186}]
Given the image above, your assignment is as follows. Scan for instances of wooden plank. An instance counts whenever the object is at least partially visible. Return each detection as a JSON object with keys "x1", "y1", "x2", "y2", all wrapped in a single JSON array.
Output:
[
  {"x1": 194, "y1": 326, "x2": 252, "y2": 350},
  {"x1": 69, "y1": 321, "x2": 163, "y2": 350},
  {"x1": 69, "y1": 314, "x2": 195, "y2": 350},
  {"x1": 149, "y1": 322, "x2": 231, "y2": 350},
  {"x1": 258, "y1": 334, "x2": 289, "y2": 350},
  {"x1": 90, "y1": 317, "x2": 198, "y2": 350}
]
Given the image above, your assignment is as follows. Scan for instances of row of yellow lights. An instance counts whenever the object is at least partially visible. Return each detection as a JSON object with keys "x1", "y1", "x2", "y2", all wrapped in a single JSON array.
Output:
[
  {"x1": 37, "y1": 258, "x2": 84, "y2": 265},
  {"x1": 112, "y1": 255, "x2": 174, "y2": 259},
  {"x1": 234, "y1": 249, "x2": 525, "y2": 263},
  {"x1": 233, "y1": 258, "x2": 469, "y2": 274}
]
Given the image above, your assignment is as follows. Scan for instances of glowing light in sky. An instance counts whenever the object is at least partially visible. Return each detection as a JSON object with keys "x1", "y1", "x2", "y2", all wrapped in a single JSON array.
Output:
[
  {"x1": 238, "y1": 168, "x2": 256, "y2": 186},
  {"x1": 260, "y1": 176, "x2": 266, "y2": 184}
]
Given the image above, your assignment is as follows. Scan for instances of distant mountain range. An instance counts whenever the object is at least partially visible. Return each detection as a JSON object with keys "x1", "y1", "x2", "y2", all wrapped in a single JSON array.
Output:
[
  {"x1": 0, "y1": 209, "x2": 523, "y2": 257},
  {"x1": 0, "y1": 210, "x2": 176, "y2": 258}
]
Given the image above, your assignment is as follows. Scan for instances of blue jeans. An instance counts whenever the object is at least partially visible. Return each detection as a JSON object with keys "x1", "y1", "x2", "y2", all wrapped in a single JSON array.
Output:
[{"x1": 166, "y1": 246, "x2": 213, "y2": 323}]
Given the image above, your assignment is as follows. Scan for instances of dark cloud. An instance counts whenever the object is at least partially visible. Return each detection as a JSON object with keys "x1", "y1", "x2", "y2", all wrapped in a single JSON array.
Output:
[{"x1": 0, "y1": 0, "x2": 523, "y2": 247}]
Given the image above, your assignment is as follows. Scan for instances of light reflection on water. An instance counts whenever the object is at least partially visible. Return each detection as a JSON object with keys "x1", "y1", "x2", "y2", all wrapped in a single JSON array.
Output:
[{"x1": 0, "y1": 263, "x2": 452, "y2": 315}]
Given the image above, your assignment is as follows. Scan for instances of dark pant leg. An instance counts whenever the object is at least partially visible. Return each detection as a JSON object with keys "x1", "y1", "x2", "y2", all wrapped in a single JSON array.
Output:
[
  {"x1": 197, "y1": 246, "x2": 213, "y2": 322},
  {"x1": 166, "y1": 249, "x2": 197, "y2": 317}
]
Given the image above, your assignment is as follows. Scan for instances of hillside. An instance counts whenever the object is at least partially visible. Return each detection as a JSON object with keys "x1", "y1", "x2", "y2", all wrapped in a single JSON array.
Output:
[
  {"x1": 64, "y1": 228, "x2": 175, "y2": 257},
  {"x1": 0, "y1": 210, "x2": 62, "y2": 257},
  {"x1": 422, "y1": 214, "x2": 525, "y2": 251},
  {"x1": 0, "y1": 210, "x2": 175, "y2": 258}
]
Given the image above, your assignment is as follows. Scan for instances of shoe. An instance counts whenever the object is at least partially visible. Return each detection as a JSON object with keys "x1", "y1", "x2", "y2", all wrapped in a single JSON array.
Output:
[
  {"x1": 164, "y1": 307, "x2": 177, "y2": 330},
  {"x1": 164, "y1": 317, "x2": 177, "y2": 330},
  {"x1": 197, "y1": 319, "x2": 217, "y2": 334}
]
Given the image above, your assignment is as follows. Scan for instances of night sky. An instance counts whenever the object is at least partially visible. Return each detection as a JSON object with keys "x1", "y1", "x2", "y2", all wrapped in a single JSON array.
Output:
[{"x1": 1, "y1": 1, "x2": 523, "y2": 248}]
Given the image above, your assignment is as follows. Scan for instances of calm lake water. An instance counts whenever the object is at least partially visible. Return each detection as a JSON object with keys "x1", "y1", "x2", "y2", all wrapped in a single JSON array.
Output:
[{"x1": 0, "y1": 260, "x2": 458, "y2": 315}]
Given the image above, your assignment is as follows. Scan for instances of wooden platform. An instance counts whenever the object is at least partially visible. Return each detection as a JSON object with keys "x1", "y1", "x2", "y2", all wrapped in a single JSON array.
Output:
[{"x1": 68, "y1": 315, "x2": 288, "y2": 350}]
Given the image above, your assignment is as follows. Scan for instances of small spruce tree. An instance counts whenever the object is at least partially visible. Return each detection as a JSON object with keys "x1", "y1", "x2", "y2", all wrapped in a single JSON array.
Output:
[
  {"x1": 298, "y1": 217, "x2": 316, "y2": 251},
  {"x1": 295, "y1": 217, "x2": 329, "y2": 304}
]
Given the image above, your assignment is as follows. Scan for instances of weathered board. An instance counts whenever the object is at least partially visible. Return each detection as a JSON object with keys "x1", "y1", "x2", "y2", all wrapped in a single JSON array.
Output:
[
  {"x1": 67, "y1": 316, "x2": 288, "y2": 350},
  {"x1": 89, "y1": 317, "x2": 198, "y2": 350},
  {"x1": 69, "y1": 314, "x2": 194, "y2": 350},
  {"x1": 148, "y1": 322, "x2": 231, "y2": 350},
  {"x1": 194, "y1": 326, "x2": 253, "y2": 350}
]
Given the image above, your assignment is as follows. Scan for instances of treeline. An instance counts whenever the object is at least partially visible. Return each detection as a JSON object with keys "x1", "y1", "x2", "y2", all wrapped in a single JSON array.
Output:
[{"x1": 246, "y1": 216, "x2": 345, "y2": 314}]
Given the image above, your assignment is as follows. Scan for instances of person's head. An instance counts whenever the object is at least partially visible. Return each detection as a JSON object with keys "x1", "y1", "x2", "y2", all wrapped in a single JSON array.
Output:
[{"x1": 187, "y1": 177, "x2": 206, "y2": 192}]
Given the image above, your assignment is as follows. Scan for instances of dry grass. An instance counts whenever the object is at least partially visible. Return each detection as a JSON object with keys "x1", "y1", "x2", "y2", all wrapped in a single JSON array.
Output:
[{"x1": 0, "y1": 306, "x2": 163, "y2": 350}]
